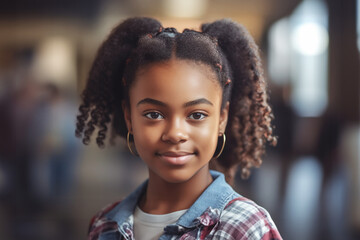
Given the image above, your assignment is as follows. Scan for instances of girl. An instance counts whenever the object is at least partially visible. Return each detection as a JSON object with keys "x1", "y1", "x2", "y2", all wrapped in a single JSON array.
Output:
[{"x1": 76, "y1": 17, "x2": 281, "y2": 240}]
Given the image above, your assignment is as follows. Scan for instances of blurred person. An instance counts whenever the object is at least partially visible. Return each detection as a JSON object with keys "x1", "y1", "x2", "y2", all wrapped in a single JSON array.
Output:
[
  {"x1": 0, "y1": 79, "x2": 81, "y2": 239},
  {"x1": 76, "y1": 17, "x2": 281, "y2": 239},
  {"x1": 31, "y1": 83, "x2": 81, "y2": 202},
  {"x1": 0, "y1": 79, "x2": 51, "y2": 239},
  {"x1": 314, "y1": 111, "x2": 348, "y2": 240}
]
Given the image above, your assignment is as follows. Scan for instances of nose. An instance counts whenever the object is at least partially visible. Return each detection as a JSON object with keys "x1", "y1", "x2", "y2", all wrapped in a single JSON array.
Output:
[{"x1": 161, "y1": 117, "x2": 188, "y2": 144}]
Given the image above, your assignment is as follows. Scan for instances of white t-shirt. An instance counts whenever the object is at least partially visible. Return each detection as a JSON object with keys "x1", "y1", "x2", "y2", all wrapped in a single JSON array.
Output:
[{"x1": 133, "y1": 206, "x2": 187, "y2": 240}]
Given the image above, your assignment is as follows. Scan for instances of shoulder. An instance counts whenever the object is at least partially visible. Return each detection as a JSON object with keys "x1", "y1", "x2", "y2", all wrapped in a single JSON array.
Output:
[
  {"x1": 214, "y1": 197, "x2": 282, "y2": 240},
  {"x1": 88, "y1": 200, "x2": 122, "y2": 239}
]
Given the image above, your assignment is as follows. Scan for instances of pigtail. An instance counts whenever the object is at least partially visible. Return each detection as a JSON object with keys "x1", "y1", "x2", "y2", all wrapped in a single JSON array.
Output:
[
  {"x1": 202, "y1": 19, "x2": 277, "y2": 180},
  {"x1": 76, "y1": 17, "x2": 162, "y2": 147}
]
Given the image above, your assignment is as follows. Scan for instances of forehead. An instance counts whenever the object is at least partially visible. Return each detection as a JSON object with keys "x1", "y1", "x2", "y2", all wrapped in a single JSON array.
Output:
[{"x1": 129, "y1": 59, "x2": 222, "y2": 107}]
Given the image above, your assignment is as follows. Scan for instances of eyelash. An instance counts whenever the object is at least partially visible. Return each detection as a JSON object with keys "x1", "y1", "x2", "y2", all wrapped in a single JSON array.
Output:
[
  {"x1": 188, "y1": 112, "x2": 207, "y2": 120},
  {"x1": 143, "y1": 111, "x2": 208, "y2": 120},
  {"x1": 144, "y1": 112, "x2": 164, "y2": 120}
]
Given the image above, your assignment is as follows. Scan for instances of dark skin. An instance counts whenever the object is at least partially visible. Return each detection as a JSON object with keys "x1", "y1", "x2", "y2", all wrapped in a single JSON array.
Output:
[{"x1": 123, "y1": 59, "x2": 229, "y2": 214}]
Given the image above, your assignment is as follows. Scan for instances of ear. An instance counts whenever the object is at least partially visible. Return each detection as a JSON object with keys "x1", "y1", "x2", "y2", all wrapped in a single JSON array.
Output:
[
  {"x1": 122, "y1": 101, "x2": 132, "y2": 133},
  {"x1": 219, "y1": 101, "x2": 229, "y2": 135}
]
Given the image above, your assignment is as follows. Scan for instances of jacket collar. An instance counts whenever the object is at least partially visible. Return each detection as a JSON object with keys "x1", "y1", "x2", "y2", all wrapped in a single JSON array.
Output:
[{"x1": 105, "y1": 170, "x2": 239, "y2": 232}]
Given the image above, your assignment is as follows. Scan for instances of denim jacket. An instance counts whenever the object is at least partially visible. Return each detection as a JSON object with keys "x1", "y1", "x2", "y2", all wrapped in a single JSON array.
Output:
[{"x1": 88, "y1": 170, "x2": 282, "y2": 240}]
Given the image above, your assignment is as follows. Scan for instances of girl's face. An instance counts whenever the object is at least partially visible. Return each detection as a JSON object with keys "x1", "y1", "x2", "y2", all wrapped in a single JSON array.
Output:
[{"x1": 124, "y1": 59, "x2": 228, "y2": 184}]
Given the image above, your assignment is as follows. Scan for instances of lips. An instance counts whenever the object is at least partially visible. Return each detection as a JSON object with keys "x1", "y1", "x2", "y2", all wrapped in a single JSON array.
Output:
[{"x1": 157, "y1": 151, "x2": 195, "y2": 165}]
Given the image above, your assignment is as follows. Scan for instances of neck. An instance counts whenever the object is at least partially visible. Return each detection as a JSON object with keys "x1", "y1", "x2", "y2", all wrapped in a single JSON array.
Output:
[{"x1": 140, "y1": 166, "x2": 213, "y2": 214}]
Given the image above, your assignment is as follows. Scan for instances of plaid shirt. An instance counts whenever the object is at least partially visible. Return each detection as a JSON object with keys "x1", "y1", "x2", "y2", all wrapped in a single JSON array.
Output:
[{"x1": 88, "y1": 171, "x2": 282, "y2": 240}]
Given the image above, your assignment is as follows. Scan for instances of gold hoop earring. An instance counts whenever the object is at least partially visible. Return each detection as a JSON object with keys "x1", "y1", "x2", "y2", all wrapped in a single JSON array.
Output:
[
  {"x1": 127, "y1": 132, "x2": 137, "y2": 156},
  {"x1": 213, "y1": 133, "x2": 226, "y2": 159}
]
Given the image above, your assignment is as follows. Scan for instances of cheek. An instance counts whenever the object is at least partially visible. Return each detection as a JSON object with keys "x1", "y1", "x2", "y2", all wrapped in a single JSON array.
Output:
[
  {"x1": 191, "y1": 121, "x2": 219, "y2": 155},
  {"x1": 132, "y1": 120, "x2": 162, "y2": 153}
]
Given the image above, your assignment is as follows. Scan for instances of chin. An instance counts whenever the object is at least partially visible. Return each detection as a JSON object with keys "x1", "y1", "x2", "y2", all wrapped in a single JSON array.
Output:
[
  {"x1": 149, "y1": 162, "x2": 211, "y2": 184},
  {"x1": 154, "y1": 168, "x2": 197, "y2": 184},
  {"x1": 162, "y1": 173, "x2": 193, "y2": 184}
]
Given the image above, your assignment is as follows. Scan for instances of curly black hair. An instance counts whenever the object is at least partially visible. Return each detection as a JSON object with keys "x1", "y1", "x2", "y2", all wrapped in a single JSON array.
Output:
[{"x1": 75, "y1": 17, "x2": 277, "y2": 182}]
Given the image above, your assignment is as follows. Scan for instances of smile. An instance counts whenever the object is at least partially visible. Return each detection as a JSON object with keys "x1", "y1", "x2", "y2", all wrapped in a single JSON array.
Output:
[{"x1": 156, "y1": 151, "x2": 195, "y2": 165}]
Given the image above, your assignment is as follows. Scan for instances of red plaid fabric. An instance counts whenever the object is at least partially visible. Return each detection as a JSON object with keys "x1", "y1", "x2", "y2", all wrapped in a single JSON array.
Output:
[
  {"x1": 88, "y1": 197, "x2": 282, "y2": 240},
  {"x1": 87, "y1": 171, "x2": 282, "y2": 240}
]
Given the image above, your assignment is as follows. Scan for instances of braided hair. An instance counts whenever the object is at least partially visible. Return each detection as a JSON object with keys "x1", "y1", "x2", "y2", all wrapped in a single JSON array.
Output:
[{"x1": 75, "y1": 17, "x2": 277, "y2": 181}]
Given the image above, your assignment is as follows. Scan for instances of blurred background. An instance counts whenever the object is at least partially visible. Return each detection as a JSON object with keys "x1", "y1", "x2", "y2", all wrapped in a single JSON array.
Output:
[{"x1": 0, "y1": 0, "x2": 359, "y2": 239}]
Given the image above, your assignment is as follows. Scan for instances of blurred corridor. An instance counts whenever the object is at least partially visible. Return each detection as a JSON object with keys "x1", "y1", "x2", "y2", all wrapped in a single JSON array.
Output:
[{"x1": 0, "y1": 0, "x2": 359, "y2": 239}]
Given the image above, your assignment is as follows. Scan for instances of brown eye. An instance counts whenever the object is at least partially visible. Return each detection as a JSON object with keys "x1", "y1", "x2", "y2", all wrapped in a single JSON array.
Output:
[
  {"x1": 144, "y1": 112, "x2": 164, "y2": 120},
  {"x1": 188, "y1": 112, "x2": 207, "y2": 120}
]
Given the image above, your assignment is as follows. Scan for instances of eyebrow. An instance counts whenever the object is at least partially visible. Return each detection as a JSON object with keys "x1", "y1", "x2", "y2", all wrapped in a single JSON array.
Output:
[
  {"x1": 184, "y1": 98, "x2": 213, "y2": 107},
  {"x1": 137, "y1": 98, "x2": 167, "y2": 107},
  {"x1": 136, "y1": 98, "x2": 214, "y2": 107}
]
